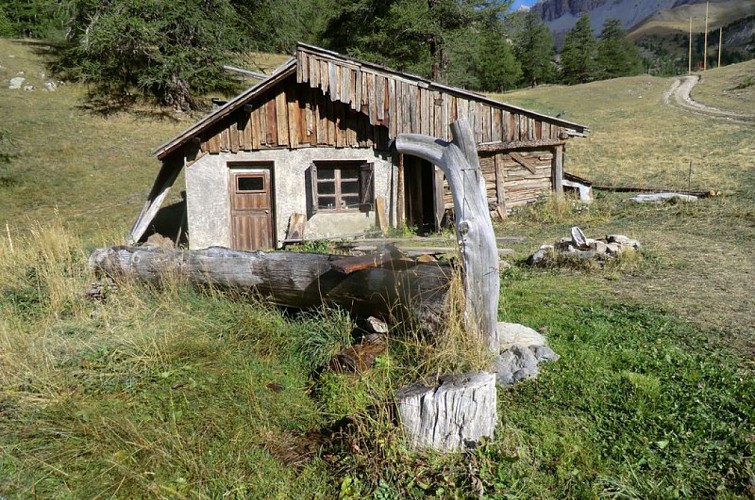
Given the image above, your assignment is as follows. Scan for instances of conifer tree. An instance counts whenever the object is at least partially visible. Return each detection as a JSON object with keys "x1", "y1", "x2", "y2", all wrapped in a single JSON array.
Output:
[
  {"x1": 0, "y1": 6, "x2": 14, "y2": 37},
  {"x1": 319, "y1": 0, "x2": 511, "y2": 86},
  {"x1": 597, "y1": 18, "x2": 644, "y2": 79},
  {"x1": 57, "y1": 0, "x2": 245, "y2": 110},
  {"x1": 513, "y1": 11, "x2": 555, "y2": 87},
  {"x1": 560, "y1": 14, "x2": 598, "y2": 84},
  {"x1": 0, "y1": 0, "x2": 64, "y2": 38},
  {"x1": 473, "y1": 29, "x2": 522, "y2": 92}
]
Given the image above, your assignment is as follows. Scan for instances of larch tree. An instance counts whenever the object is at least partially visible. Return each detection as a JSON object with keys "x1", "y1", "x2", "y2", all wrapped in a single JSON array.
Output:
[
  {"x1": 0, "y1": 0, "x2": 65, "y2": 38},
  {"x1": 559, "y1": 14, "x2": 598, "y2": 84},
  {"x1": 56, "y1": 0, "x2": 246, "y2": 111},
  {"x1": 597, "y1": 18, "x2": 644, "y2": 79},
  {"x1": 513, "y1": 11, "x2": 555, "y2": 87},
  {"x1": 472, "y1": 29, "x2": 522, "y2": 92},
  {"x1": 319, "y1": 0, "x2": 511, "y2": 86},
  {"x1": 231, "y1": 0, "x2": 332, "y2": 53}
]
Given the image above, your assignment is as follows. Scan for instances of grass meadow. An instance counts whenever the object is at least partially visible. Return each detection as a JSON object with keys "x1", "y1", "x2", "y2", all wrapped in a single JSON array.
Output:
[{"x1": 1, "y1": 39, "x2": 753, "y2": 497}]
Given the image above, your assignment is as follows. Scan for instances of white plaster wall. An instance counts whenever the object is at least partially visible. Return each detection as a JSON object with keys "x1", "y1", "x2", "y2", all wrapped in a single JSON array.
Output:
[
  {"x1": 185, "y1": 154, "x2": 231, "y2": 249},
  {"x1": 184, "y1": 147, "x2": 396, "y2": 249}
]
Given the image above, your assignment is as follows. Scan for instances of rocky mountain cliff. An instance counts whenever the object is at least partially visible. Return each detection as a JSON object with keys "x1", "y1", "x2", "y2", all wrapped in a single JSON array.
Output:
[{"x1": 530, "y1": 0, "x2": 728, "y2": 44}]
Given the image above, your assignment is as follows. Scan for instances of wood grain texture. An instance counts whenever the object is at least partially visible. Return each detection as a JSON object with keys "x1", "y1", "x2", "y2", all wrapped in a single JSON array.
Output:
[
  {"x1": 396, "y1": 120, "x2": 500, "y2": 355},
  {"x1": 89, "y1": 246, "x2": 453, "y2": 333},
  {"x1": 396, "y1": 372, "x2": 497, "y2": 452}
]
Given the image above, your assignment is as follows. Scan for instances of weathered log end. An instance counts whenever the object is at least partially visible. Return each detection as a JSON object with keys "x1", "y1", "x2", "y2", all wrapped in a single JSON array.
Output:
[{"x1": 396, "y1": 372, "x2": 497, "y2": 452}]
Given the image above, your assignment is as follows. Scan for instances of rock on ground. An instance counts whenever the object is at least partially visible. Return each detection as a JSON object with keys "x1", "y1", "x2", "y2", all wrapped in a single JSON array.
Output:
[
  {"x1": 492, "y1": 322, "x2": 560, "y2": 387},
  {"x1": 9, "y1": 77, "x2": 25, "y2": 89},
  {"x1": 498, "y1": 322, "x2": 546, "y2": 349},
  {"x1": 528, "y1": 227, "x2": 641, "y2": 265}
]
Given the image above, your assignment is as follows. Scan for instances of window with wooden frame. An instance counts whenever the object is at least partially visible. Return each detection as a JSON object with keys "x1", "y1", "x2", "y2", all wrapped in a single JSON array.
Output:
[{"x1": 310, "y1": 161, "x2": 374, "y2": 212}]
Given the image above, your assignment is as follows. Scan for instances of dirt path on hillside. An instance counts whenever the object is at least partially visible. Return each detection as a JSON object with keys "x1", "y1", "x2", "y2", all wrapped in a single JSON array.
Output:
[{"x1": 664, "y1": 75, "x2": 755, "y2": 123}]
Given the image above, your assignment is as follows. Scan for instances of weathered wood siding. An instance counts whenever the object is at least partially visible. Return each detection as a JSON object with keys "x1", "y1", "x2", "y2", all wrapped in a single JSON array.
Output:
[
  {"x1": 193, "y1": 50, "x2": 569, "y2": 156},
  {"x1": 443, "y1": 148, "x2": 555, "y2": 210},
  {"x1": 297, "y1": 48, "x2": 562, "y2": 145},
  {"x1": 197, "y1": 76, "x2": 391, "y2": 155}
]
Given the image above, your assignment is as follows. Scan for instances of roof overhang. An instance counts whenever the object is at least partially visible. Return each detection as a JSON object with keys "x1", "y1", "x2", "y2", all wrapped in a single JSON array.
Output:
[{"x1": 153, "y1": 59, "x2": 296, "y2": 160}]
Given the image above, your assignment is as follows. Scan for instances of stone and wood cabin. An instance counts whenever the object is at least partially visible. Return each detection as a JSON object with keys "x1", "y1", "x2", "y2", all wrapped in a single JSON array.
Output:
[{"x1": 129, "y1": 43, "x2": 588, "y2": 251}]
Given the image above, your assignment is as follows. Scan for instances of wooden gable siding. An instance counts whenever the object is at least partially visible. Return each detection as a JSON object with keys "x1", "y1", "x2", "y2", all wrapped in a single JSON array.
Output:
[
  {"x1": 443, "y1": 149, "x2": 555, "y2": 211},
  {"x1": 198, "y1": 75, "x2": 391, "y2": 155},
  {"x1": 297, "y1": 49, "x2": 560, "y2": 145}
]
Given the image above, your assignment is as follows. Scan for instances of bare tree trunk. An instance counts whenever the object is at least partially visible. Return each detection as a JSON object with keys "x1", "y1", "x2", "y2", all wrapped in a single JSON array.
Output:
[{"x1": 396, "y1": 120, "x2": 500, "y2": 355}]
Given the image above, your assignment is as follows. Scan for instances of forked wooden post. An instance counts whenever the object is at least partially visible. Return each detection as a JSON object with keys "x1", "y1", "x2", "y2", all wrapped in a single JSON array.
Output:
[{"x1": 396, "y1": 120, "x2": 500, "y2": 355}]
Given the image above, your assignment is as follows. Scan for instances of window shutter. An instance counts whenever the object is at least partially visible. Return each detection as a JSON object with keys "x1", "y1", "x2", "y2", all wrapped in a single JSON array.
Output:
[
  {"x1": 309, "y1": 162, "x2": 318, "y2": 214},
  {"x1": 359, "y1": 162, "x2": 375, "y2": 212}
]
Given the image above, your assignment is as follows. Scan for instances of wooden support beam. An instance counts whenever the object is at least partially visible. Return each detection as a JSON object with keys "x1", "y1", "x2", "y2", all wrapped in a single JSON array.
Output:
[
  {"x1": 397, "y1": 153, "x2": 405, "y2": 227},
  {"x1": 509, "y1": 152, "x2": 538, "y2": 175},
  {"x1": 553, "y1": 146, "x2": 564, "y2": 194},
  {"x1": 477, "y1": 138, "x2": 564, "y2": 153},
  {"x1": 494, "y1": 154, "x2": 506, "y2": 214}
]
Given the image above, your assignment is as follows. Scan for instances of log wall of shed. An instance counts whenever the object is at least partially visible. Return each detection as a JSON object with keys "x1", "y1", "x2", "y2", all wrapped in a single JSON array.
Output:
[{"x1": 442, "y1": 148, "x2": 558, "y2": 213}]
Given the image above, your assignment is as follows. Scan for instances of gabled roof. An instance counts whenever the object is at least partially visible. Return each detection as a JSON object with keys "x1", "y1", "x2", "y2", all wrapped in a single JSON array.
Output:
[
  {"x1": 154, "y1": 43, "x2": 588, "y2": 160},
  {"x1": 153, "y1": 59, "x2": 296, "y2": 159}
]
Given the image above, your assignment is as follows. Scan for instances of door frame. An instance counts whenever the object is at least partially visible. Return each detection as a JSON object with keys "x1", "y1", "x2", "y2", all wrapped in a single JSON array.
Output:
[
  {"x1": 402, "y1": 155, "x2": 440, "y2": 234},
  {"x1": 228, "y1": 161, "x2": 276, "y2": 250}
]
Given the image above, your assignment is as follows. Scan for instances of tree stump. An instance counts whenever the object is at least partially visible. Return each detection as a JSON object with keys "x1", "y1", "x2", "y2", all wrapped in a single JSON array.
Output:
[{"x1": 395, "y1": 372, "x2": 497, "y2": 452}]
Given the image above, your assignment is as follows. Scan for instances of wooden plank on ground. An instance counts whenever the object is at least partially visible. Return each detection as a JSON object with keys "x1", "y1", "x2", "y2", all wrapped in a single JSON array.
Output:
[
  {"x1": 330, "y1": 253, "x2": 399, "y2": 274},
  {"x1": 350, "y1": 245, "x2": 514, "y2": 257},
  {"x1": 285, "y1": 213, "x2": 306, "y2": 241}
]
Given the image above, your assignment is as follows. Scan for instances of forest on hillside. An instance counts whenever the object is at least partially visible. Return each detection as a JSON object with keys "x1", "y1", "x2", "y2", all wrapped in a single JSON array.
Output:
[{"x1": 0, "y1": 0, "x2": 658, "y2": 108}]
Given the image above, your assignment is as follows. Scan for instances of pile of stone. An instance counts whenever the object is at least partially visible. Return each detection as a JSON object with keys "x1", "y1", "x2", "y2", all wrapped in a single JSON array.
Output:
[
  {"x1": 8, "y1": 70, "x2": 62, "y2": 92},
  {"x1": 528, "y1": 226, "x2": 640, "y2": 266}
]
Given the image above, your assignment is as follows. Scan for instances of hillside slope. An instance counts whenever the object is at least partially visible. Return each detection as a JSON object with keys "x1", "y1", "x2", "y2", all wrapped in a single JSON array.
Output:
[
  {"x1": 630, "y1": 0, "x2": 755, "y2": 37},
  {"x1": 0, "y1": 40, "x2": 191, "y2": 237},
  {"x1": 493, "y1": 59, "x2": 754, "y2": 192}
]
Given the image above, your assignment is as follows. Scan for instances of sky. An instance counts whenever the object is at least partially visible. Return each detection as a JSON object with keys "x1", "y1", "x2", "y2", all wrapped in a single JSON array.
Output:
[{"x1": 511, "y1": 0, "x2": 538, "y2": 11}]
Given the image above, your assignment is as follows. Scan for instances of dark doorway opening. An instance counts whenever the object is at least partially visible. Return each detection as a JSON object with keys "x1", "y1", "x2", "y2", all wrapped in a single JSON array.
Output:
[{"x1": 403, "y1": 156, "x2": 443, "y2": 235}]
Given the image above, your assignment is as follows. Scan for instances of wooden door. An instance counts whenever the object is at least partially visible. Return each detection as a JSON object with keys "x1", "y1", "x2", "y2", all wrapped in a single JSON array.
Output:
[{"x1": 230, "y1": 167, "x2": 274, "y2": 251}]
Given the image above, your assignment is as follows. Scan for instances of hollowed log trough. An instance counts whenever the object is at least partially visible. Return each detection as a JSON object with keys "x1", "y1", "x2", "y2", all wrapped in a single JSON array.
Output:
[{"x1": 88, "y1": 246, "x2": 454, "y2": 333}]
